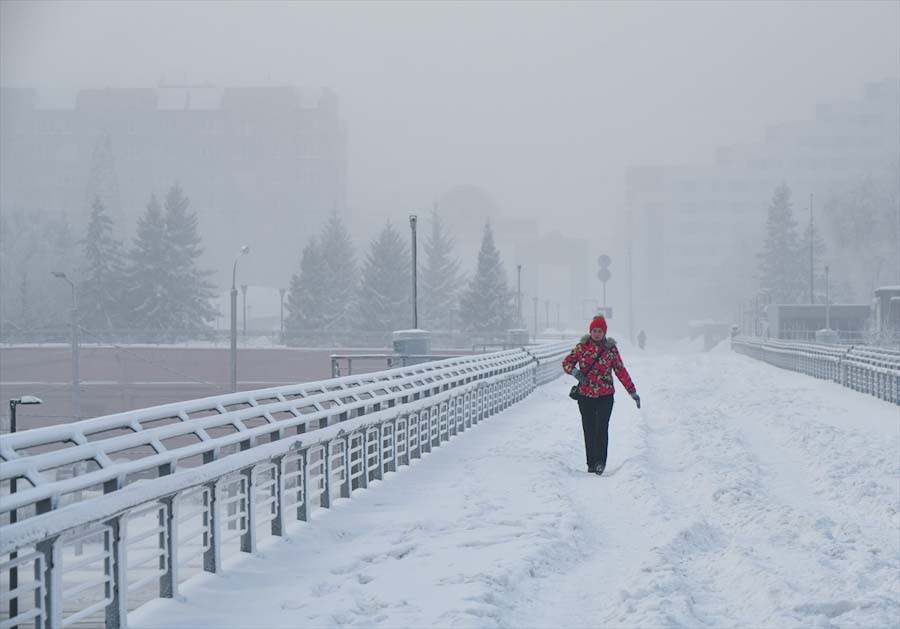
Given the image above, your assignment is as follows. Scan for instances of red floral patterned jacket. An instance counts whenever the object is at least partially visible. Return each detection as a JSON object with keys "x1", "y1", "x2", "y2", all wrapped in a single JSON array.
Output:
[{"x1": 561, "y1": 336, "x2": 636, "y2": 398}]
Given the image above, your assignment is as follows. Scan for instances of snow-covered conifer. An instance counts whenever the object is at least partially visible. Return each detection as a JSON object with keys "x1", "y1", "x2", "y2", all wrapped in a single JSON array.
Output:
[
  {"x1": 420, "y1": 208, "x2": 463, "y2": 331},
  {"x1": 458, "y1": 221, "x2": 514, "y2": 334},
  {"x1": 356, "y1": 221, "x2": 410, "y2": 332}
]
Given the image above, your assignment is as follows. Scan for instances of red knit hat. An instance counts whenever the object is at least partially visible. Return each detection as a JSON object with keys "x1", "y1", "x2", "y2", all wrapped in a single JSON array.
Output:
[{"x1": 589, "y1": 315, "x2": 608, "y2": 334}]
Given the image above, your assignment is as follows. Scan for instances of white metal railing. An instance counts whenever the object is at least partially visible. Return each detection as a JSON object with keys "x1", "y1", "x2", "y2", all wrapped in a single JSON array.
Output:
[
  {"x1": 731, "y1": 337, "x2": 900, "y2": 404},
  {"x1": 0, "y1": 342, "x2": 571, "y2": 628}
]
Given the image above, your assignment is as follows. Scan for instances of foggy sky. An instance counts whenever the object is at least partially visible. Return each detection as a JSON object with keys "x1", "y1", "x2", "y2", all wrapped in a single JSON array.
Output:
[{"x1": 2, "y1": 0, "x2": 899, "y2": 237}]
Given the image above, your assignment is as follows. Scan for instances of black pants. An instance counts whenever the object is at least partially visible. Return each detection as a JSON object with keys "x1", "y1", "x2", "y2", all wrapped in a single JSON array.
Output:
[{"x1": 577, "y1": 394, "x2": 614, "y2": 468}]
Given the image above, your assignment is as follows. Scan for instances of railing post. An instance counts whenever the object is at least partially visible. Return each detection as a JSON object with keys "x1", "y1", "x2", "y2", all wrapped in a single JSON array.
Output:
[
  {"x1": 340, "y1": 436, "x2": 351, "y2": 498},
  {"x1": 272, "y1": 456, "x2": 285, "y2": 537},
  {"x1": 203, "y1": 481, "x2": 220, "y2": 573},
  {"x1": 240, "y1": 467, "x2": 256, "y2": 554},
  {"x1": 321, "y1": 442, "x2": 333, "y2": 509},
  {"x1": 298, "y1": 450, "x2": 311, "y2": 522},
  {"x1": 375, "y1": 426, "x2": 385, "y2": 481},
  {"x1": 159, "y1": 495, "x2": 178, "y2": 598},
  {"x1": 358, "y1": 431, "x2": 370, "y2": 489},
  {"x1": 35, "y1": 536, "x2": 61, "y2": 629},
  {"x1": 388, "y1": 419, "x2": 398, "y2": 472},
  {"x1": 104, "y1": 514, "x2": 128, "y2": 629}
]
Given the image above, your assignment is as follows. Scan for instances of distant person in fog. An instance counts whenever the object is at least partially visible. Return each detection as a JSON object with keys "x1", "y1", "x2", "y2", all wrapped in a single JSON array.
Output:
[
  {"x1": 637, "y1": 329, "x2": 646, "y2": 350},
  {"x1": 562, "y1": 315, "x2": 640, "y2": 475}
]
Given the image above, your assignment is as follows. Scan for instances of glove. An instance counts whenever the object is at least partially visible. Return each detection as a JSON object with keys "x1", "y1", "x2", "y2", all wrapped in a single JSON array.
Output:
[
  {"x1": 630, "y1": 392, "x2": 641, "y2": 409},
  {"x1": 573, "y1": 369, "x2": 587, "y2": 384}
]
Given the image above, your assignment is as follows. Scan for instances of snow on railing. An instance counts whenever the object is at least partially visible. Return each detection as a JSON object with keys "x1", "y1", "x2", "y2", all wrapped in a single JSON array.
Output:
[
  {"x1": 731, "y1": 337, "x2": 900, "y2": 404},
  {"x1": 0, "y1": 341, "x2": 571, "y2": 629}
]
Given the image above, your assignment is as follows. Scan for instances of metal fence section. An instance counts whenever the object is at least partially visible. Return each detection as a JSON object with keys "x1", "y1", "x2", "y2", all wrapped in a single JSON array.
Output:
[
  {"x1": 731, "y1": 337, "x2": 900, "y2": 404},
  {"x1": 0, "y1": 341, "x2": 572, "y2": 628}
]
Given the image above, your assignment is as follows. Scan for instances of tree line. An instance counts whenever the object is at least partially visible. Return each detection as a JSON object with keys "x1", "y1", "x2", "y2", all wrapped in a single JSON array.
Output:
[
  {"x1": 1, "y1": 188, "x2": 519, "y2": 343},
  {"x1": 757, "y1": 169, "x2": 899, "y2": 305},
  {"x1": 285, "y1": 210, "x2": 517, "y2": 342},
  {"x1": 0, "y1": 182, "x2": 216, "y2": 342}
]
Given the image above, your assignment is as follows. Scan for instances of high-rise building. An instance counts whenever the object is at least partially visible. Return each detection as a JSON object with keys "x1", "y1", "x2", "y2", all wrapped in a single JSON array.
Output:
[
  {"x1": 627, "y1": 78, "x2": 899, "y2": 337},
  {"x1": 0, "y1": 85, "x2": 347, "y2": 288}
]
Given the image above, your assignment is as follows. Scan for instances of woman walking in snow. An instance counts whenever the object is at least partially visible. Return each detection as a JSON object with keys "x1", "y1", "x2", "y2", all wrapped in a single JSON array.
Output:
[{"x1": 562, "y1": 315, "x2": 640, "y2": 475}]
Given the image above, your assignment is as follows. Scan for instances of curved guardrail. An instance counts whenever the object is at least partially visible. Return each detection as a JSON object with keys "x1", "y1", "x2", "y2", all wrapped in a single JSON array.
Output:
[
  {"x1": 0, "y1": 341, "x2": 572, "y2": 629},
  {"x1": 731, "y1": 337, "x2": 900, "y2": 404}
]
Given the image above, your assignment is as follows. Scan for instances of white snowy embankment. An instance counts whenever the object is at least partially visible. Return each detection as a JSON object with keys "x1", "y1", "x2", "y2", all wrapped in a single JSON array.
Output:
[{"x1": 130, "y1": 341, "x2": 900, "y2": 629}]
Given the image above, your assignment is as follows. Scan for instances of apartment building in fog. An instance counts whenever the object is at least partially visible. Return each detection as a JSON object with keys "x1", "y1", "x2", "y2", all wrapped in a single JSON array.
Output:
[
  {"x1": 0, "y1": 85, "x2": 347, "y2": 288},
  {"x1": 627, "y1": 78, "x2": 900, "y2": 336}
]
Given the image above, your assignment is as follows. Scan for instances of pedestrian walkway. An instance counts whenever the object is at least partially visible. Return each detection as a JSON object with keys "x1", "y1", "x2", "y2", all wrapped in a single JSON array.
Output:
[{"x1": 130, "y1": 343, "x2": 900, "y2": 629}]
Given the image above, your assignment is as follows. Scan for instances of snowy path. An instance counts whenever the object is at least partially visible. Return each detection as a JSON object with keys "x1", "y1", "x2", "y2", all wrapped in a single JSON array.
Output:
[{"x1": 131, "y1": 344, "x2": 900, "y2": 629}]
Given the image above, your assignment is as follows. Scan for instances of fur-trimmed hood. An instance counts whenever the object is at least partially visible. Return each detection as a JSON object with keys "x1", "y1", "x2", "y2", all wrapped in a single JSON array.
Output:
[{"x1": 579, "y1": 335, "x2": 617, "y2": 349}]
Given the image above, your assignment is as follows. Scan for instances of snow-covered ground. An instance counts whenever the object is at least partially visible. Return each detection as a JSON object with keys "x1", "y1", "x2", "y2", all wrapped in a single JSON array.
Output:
[{"x1": 130, "y1": 342, "x2": 900, "y2": 629}]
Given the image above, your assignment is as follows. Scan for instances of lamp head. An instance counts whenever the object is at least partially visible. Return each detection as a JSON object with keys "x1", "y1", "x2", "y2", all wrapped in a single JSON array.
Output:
[
  {"x1": 240, "y1": 245, "x2": 250, "y2": 255},
  {"x1": 11, "y1": 395, "x2": 42, "y2": 406},
  {"x1": 409, "y1": 215, "x2": 417, "y2": 227}
]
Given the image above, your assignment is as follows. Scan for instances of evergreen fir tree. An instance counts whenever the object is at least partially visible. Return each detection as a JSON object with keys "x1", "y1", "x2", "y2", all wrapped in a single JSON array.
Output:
[
  {"x1": 126, "y1": 195, "x2": 171, "y2": 337},
  {"x1": 458, "y1": 221, "x2": 514, "y2": 334},
  {"x1": 285, "y1": 237, "x2": 328, "y2": 339},
  {"x1": 84, "y1": 131, "x2": 123, "y2": 232},
  {"x1": 162, "y1": 183, "x2": 217, "y2": 338},
  {"x1": 318, "y1": 210, "x2": 358, "y2": 330},
  {"x1": 758, "y1": 183, "x2": 803, "y2": 304},
  {"x1": 420, "y1": 207, "x2": 463, "y2": 331},
  {"x1": 356, "y1": 221, "x2": 411, "y2": 332},
  {"x1": 79, "y1": 196, "x2": 127, "y2": 333}
]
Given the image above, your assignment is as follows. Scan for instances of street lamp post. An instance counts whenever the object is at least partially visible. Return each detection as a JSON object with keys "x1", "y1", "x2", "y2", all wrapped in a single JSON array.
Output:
[
  {"x1": 231, "y1": 246, "x2": 250, "y2": 392},
  {"x1": 241, "y1": 284, "x2": 248, "y2": 338},
  {"x1": 409, "y1": 214, "x2": 418, "y2": 329},
  {"x1": 279, "y1": 287, "x2": 286, "y2": 344},
  {"x1": 825, "y1": 264, "x2": 831, "y2": 330},
  {"x1": 532, "y1": 296, "x2": 538, "y2": 341},
  {"x1": 51, "y1": 271, "x2": 80, "y2": 421},
  {"x1": 809, "y1": 193, "x2": 815, "y2": 305},
  {"x1": 516, "y1": 265, "x2": 522, "y2": 327},
  {"x1": 8, "y1": 395, "x2": 42, "y2": 627}
]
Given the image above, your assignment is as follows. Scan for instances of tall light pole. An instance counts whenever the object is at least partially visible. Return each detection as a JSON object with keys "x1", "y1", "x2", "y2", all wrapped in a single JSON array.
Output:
[
  {"x1": 8, "y1": 395, "x2": 42, "y2": 626},
  {"x1": 409, "y1": 214, "x2": 418, "y2": 329},
  {"x1": 627, "y1": 209, "x2": 634, "y2": 344},
  {"x1": 809, "y1": 193, "x2": 814, "y2": 304},
  {"x1": 51, "y1": 271, "x2": 80, "y2": 421},
  {"x1": 532, "y1": 296, "x2": 538, "y2": 340},
  {"x1": 241, "y1": 284, "x2": 248, "y2": 337},
  {"x1": 825, "y1": 264, "x2": 831, "y2": 330},
  {"x1": 516, "y1": 264, "x2": 522, "y2": 327},
  {"x1": 279, "y1": 287, "x2": 286, "y2": 344},
  {"x1": 231, "y1": 246, "x2": 250, "y2": 392}
]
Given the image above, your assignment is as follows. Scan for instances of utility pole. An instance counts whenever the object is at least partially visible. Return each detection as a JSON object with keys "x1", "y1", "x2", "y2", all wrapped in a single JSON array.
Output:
[
  {"x1": 516, "y1": 264, "x2": 522, "y2": 327},
  {"x1": 241, "y1": 284, "x2": 248, "y2": 337},
  {"x1": 809, "y1": 193, "x2": 814, "y2": 304},
  {"x1": 409, "y1": 214, "x2": 418, "y2": 329},
  {"x1": 231, "y1": 246, "x2": 249, "y2": 392},
  {"x1": 279, "y1": 287, "x2": 286, "y2": 343},
  {"x1": 627, "y1": 210, "x2": 634, "y2": 343},
  {"x1": 51, "y1": 272, "x2": 80, "y2": 420}
]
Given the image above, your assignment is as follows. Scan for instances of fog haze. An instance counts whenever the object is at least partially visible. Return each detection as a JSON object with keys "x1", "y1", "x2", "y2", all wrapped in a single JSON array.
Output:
[{"x1": 4, "y1": 0, "x2": 898, "y2": 229}]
